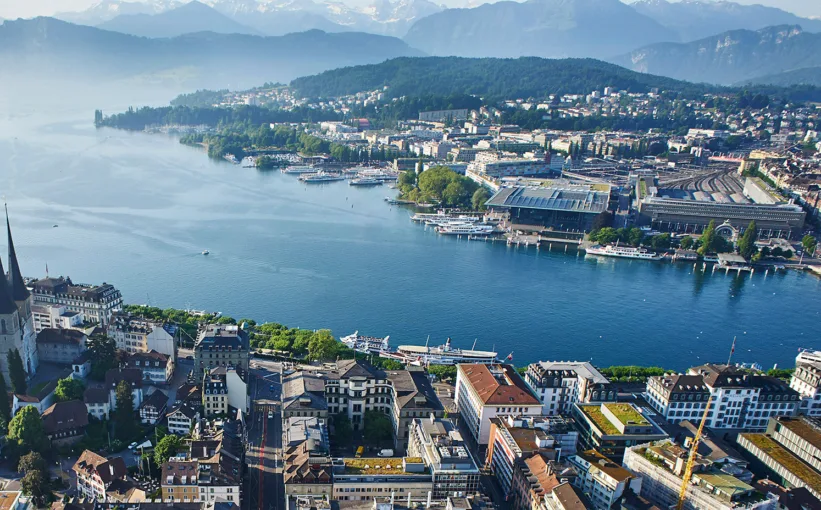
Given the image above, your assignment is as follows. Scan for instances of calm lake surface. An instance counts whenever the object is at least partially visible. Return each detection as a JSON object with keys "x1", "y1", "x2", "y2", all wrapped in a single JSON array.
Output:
[{"x1": 0, "y1": 84, "x2": 819, "y2": 370}]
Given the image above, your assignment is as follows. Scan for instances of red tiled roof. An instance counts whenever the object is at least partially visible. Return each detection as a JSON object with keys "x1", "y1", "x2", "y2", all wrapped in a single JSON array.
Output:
[{"x1": 459, "y1": 364, "x2": 540, "y2": 406}]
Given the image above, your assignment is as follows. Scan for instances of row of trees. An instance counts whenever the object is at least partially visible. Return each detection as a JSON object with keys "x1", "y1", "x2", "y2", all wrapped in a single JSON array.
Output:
[{"x1": 588, "y1": 227, "x2": 672, "y2": 251}]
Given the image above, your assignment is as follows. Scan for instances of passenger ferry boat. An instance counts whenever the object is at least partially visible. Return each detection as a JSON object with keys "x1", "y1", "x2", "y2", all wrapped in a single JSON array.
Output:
[
  {"x1": 349, "y1": 178, "x2": 383, "y2": 186},
  {"x1": 341, "y1": 331, "x2": 390, "y2": 355},
  {"x1": 299, "y1": 172, "x2": 345, "y2": 183},
  {"x1": 436, "y1": 223, "x2": 495, "y2": 236},
  {"x1": 585, "y1": 244, "x2": 663, "y2": 261},
  {"x1": 281, "y1": 165, "x2": 316, "y2": 174},
  {"x1": 396, "y1": 338, "x2": 498, "y2": 365}
]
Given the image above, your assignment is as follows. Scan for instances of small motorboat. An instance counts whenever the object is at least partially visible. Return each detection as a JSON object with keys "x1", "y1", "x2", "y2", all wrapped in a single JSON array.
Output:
[{"x1": 202, "y1": 250, "x2": 210, "y2": 255}]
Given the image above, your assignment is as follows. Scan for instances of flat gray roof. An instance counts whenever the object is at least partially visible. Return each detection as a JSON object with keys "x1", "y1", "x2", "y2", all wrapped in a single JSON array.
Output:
[{"x1": 486, "y1": 186, "x2": 609, "y2": 214}]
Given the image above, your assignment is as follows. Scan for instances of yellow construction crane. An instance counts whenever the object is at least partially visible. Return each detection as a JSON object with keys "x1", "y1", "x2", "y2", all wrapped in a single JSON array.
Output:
[{"x1": 676, "y1": 396, "x2": 713, "y2": 510}]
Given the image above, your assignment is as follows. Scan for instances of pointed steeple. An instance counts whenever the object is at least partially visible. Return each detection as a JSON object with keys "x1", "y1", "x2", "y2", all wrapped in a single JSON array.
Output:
[
  {"x1": 0, "y1": 253, "x2": 16, "y2": 316},
  {"x1": 5, "y1": 205, "x2": 30, "y2": 303}
]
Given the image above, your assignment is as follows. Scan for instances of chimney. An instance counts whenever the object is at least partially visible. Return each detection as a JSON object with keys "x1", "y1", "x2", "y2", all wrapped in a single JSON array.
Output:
[
  {"x1": 109, "y1": 464, "x2": 115, "y2": 477},
  {"x1": 407, "y1": 493, "x2": 411, "y2": 507},
  {"x1": 391, "y1": 492, "x2": 395, "y2": 505},
  {"x1": 426, "y1": 491, "x2": 432, "y2": 508}
]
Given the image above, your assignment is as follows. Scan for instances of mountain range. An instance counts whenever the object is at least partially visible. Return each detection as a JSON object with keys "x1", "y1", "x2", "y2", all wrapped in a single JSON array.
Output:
[
  {"x1": 404, "y1": 0, "x2": 675, "y2": 59},
  {"x1": 53, "y1": 0, "x2": 821, "y2": 42},
  {"x1": 57, "y1": 0, "x2": 442, "y2": 37},
  {"x1": 631, "y1": 0, "x2": 821, "y2": 42},
  {"x1": 97, "y1": 1, "x2": 261, "y2": 37},
  {"x1": 612, "y1": 25, "x2": 821, "y2": 86},
  {"x1": 0, "y1": 17, "x2": 421, "y2": 89}
]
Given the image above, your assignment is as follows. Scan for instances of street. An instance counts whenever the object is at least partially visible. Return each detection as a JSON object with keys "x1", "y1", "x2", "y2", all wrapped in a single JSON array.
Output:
[{"x1": 247, "y1": 361, "x2": 284, "y2": 510}]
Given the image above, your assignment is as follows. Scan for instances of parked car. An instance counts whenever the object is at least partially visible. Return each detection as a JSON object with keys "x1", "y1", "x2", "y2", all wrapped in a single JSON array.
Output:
[
  {"x1": 268, "y1": 411, "x2": 273, "y2": 419},
  {"x1": 377, "y1": 449, "x2": 394, "y2": 457}
]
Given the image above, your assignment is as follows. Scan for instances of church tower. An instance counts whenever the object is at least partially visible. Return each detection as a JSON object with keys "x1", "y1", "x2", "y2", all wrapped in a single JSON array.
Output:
[{"x1": 0, "y1": 209, "x2": 39, "y2": 380}]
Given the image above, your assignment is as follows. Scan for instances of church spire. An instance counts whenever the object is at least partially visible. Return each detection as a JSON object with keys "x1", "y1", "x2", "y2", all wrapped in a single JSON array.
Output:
[
  {"x1": 5, "y1": 205, "x2": 30, "y2": 303},
  {"x1": 0, "y1": 251, "x2": 15, "y2": 316}
]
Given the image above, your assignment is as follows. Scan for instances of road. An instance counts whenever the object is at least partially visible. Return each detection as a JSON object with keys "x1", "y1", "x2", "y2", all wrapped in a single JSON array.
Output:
[{"x1": 247, "y1": 361, "x2": 284, "y2": 510}]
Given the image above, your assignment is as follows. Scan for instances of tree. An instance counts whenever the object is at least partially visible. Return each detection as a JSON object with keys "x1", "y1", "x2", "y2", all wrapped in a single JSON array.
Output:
[
  {"x1": 114, "y1": 381, "x2": 136, "y2": 441},
  {"x1": 427, "y1": 365, "x2": 457, "y2": 381},
  {"x1": 8, "y1": 406, "x2": 46, "y2": 452},
  {"x1": 154, "y1": 434, "x2": 181, "y2": 466},
  {"x1": 679, "y1": 236, "x2": 694, "y2": 250},
  {"x1": 308, "y1": 330, "x2": 338, "y2": 361},
  {"x1": 627, "y1": 227, "x2": 644, "y2": 247},
  {"x1": 471, "y1": 188, "x2": 490, "y2": 211},
  {"x1": 650, "y1": 234, "x2": 671, "y2": 251},
  {"x1": 737, "y1": 221, "x2": 758, "y2": 259},
  {"x1": 18, "y1": 452, "x2": 46, "y2": 475},
  {"x1": 54, "y1": 377, "x2": 85, "y2": 402},
  {"x1": 20, "y1": 470, "x2": 49, "y2": 507},
  {"x1": 363, "y1": 410, "x2": 393, "y2": 445},
  {"x1": 0, "y1": 372, "x2": 11, "y2": 432},
  {"x1": 772, "y1": 247, "x2": 784, "y2": 258},
  {"x1": 802, "y1": 235, "x2": 818, "y2": 256},
  {"x1": 88, "y1": 334, "x2": 118, "y2": 381},
  {"x1": 698, "y1": 220, "x2": 717, "y2": 256},
  {"x1": 331, "y1": 413, "x2": 353, "y2": 447},
  {"x1": 7, "y1": 349, "x2": 26, "y2": 395},
  {"x1": 593, "y1": 227, "x2": 618, "y2": 244}
]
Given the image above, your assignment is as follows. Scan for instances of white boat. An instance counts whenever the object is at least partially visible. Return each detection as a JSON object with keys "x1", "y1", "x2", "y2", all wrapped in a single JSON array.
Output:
[
  {"x1": 436, "y1": 223, "x2": 494, "y2": 236},
  {"x1": 425, "y1": 216, "x2": 481, "y2": 227},
  {"x1": 299, "y1": 172, "x2": 345, "y2": 183},
  {"x1": 282, "y1": 165, "x2": 317, "y2": 174},
  {"x1": 585, "y1": 244, "x2": 662, "y2": 261},
  {"x1": 349, "y1": 178, "x2": 383, "y2": 186},
  {"x1": 340, "y1": 331, "x2": 390, "y2": 355},
  {"x1": 396, "y1": 338, "x2": 497, "y2": 365},
  {"x1": 202, "y1": 250, "x2": 210, "y2": 255}
]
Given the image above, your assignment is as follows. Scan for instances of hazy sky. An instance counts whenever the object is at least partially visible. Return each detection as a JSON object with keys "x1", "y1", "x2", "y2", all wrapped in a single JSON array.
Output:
[{"x1": 1, "y1": 0, "x2": 819, "y2": 20}]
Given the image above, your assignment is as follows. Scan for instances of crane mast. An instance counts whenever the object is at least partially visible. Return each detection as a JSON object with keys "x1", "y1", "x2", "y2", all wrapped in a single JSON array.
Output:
[{"x1": 676, "y1": 396, "x2": 713, "y2": 510}]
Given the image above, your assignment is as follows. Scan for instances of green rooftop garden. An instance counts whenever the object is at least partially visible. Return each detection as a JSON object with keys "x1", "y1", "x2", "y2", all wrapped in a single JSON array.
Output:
[
  {"x1": 580, "y1": 405, "x2": 619, "y2": 435},
  {"x1": 343, "y1": 458, "x2": 412, "y2": 475},
  {"x1": 742, "y1": 434, "x2": 821, "y2": 494},
  {"x1": 604, "y1": 403, "x2": 649, "y2": 426}
]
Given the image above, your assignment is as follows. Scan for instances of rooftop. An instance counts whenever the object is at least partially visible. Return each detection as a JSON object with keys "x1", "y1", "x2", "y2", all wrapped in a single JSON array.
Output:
[
  {"x1": 342, "y1": 458, "x2": 421, "y2": 475},
  {"x1": 531, "y1": 361, "x2": 609, "y2": 385},
  {"x1": 485, "y1": 186, "x2": 609, "y2": 214},
  {"x1": 458, "y1": 364, "x2": 540, "y2": 406},
  {"x1": 577, "y1": 405, "x2": 618, "y2": 435},
  {"x1": 574, "y1": 450, "x2": 634, "y2": 482},
  {"x1": 604, "y1": 403, "x2": 649, "y2": 427},
  {"x1": 741, "y1": 433, "x2": 821, "y2": 494},
  {"x1": 775, "y1": 417, "x2": 821, "y2": 452}
]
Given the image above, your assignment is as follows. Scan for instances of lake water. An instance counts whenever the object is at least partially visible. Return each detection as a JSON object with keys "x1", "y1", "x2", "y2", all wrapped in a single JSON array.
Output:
[{"x1": 1, "y1": 84, "x2": 819, "y2": 370}]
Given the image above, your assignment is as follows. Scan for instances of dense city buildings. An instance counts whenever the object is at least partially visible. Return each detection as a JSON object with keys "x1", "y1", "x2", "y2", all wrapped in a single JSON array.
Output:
[
  {"x1": 109, "y1": 311, "x2": 176, "y2": 359},
  {"x1": 791, "y1": 351, "x2": 821, "y2": 417},
  {"x1": 73, "y1": 450, "x2": 128, "y2": 500},
  {"x1": 30, "y1": 276, "x2": 123, "y2": 326},
  {"x1": 455, "y1": 363, "x2": 542, "y2": 445},
  {"x1": 737, "y1": 416, "x2": 821, "y2": 500},
  {"x1": 569, "y1": 449, "x2": 641, "y2": 510},
  {"x1": 35, "y1": 327, "x2": 87, "y2": 363},
  {"x1": 646, "y1": 364, "x2": 800, "y2": 430},
  {"x1": 525, "y1": 361, "x2": 615, "y2": 415},
  {"x1": 407, "y1": 415, "x2": 480, "y2": 499},
  {"x1": 194, "y1": 324, "x2": 250, "y2": 378},
  {"x1": 623, "y1": 440, "x2": 765, "y2": 510},
  {"x1": 486, "y1": 415, "x2": 567, "y2": 498},
  {"x1": 571, "y1": 403, "x2": 667, "y2": 462}
]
